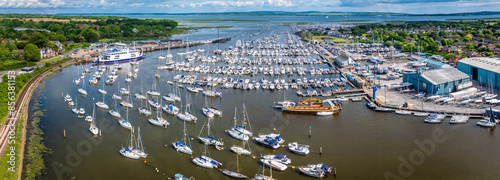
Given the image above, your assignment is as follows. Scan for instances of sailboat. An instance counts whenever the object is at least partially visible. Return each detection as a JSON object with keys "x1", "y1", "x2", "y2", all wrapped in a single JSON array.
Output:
[
  {"x1": 149, "y1": 97, "x2": 169, "y2": 127},
  {"x1": 74, "y1": 65, "x2": 81, "y2": 85},
  {"x1": 147, "y1": 78, "x2": 161, "y2": 96},
  {"x1": 158, "y1": 45, "x2": 166, "y2": 60},
  {"x1": 96, "y1": 87, "x2": 109, "y2": 109},
  {"x1": 119, "y1": 127, "x2": 140, "y2": 159},
  {"x1": 119, "y1": 104, "x2": 132, "y2": 130},
  {"x1": 132, "y1": 126, "x2": 148, "y2": 158},
  {"x1": 192, "y1": 143, "x2": 222, "y2": 168},
  {"x1": 78, "y1": 74, "x2": 87, "y2": 95},
  {"x1": 228, "y1": 107, "x2": 249, "y2": 141},
  {"x1": 172, "y1": 119, "x2": 193, "y2": 155},
  {"x1": 72, "y1": 96, "x2": 81, "y2": 115},
  {"x1": 139, "y1": 93, "x2": 152, "y2": 116},
  {"x1": 252, "y1": 163, "x2": 276, "y2": 180},
  {"x1": 177, "y1": 95, "x2": 197, "y2": 122},
  {"x1": 120, "y1": 85, "x2": 133, "y2": 108},
  {"x1": 222, "y1": 149, "x2": 248, "y2": 179},
  {"x1": 166, "y1": 44, "x2": 174, "y2": 64},
  {"x1": 477, "y1": 107, "x2": 497, "y2": 127},
  {"x1": 109, "y1": 97, "x2": 122, "y2": 118},
  {"x1": 230, "y1": 139, "x2": 252, "y2": 155},
  {"x1": 135, "y1": 79, "x2": 147, "y2": 100},
  {"x1": 228, "y1": 104, "x2": 253, "y2": 141},
  {"x1": 98, "y1": 80, "x2": 107, "y2": 94},
  {"x1": 85, "y1": 103, "x2": 94, "y2": 122},
  {"x1": 89, "y1": 102, "x2": 99, "y2": 135},
  {"x1": 198, "y1": 118, "x2": 224, "y2": 147}
]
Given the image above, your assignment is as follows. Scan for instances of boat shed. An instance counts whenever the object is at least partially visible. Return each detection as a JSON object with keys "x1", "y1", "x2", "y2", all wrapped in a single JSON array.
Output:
[
  {"x1": 457, "y1": 57, "x2": 500, "y2": 90},
  {"x1": 403, "y1": 68, "x2": 471, "y2": 95},
  {"x1": 334, "y1": 54, "x2": 355, "y2": 67}
]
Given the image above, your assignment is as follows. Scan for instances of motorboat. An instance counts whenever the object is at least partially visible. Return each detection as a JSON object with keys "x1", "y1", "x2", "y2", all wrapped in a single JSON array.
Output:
[
  {"x1": 395, "y1": 110, "x2": 412, "y2": 115},
  {"x1": 288, "y1": 142, "x2": 310, "y2": 155},
  {"x1": 260, "y1": 154, "x2": 291, "y2": 165},
  {"x1": 255, "y1": 133, "x2": 284, "y2": 149},
  {"x1": 449, "y1": 115, "x2": 469, "y2": 124},
  {"x1": 424, "y1": 113, "x2": 445, "y2": 123},
  {"x1": 260, "y1": 159, "x2": 287, "y2": 171},
  {"x1": 366, "y1": 102, "x2": 377, "y2": 109}
]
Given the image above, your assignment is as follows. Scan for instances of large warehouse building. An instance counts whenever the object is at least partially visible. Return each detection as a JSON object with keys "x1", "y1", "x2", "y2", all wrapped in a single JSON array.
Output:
[
  {"x1": 403, "y1": 68, "x2": 471, "y2": 95},
  {"x1": 457, "y1": 57, "x2": 500, "y2": 90}
]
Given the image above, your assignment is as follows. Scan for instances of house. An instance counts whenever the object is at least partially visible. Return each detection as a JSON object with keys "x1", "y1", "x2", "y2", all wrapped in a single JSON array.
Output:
[
  {"x1": 18, "y1": 50, "x2": 24, "y2": 57},
  {"x1": 466, "y1": 51, "x2": 482, "y2": 58},
  {"x1": 66, "y1": 41, "x2": 75, "y2": 44},
  {"x1": 445, "y1": 35, "x2": 461, "y2": 39},
  {"x1": 491, "y1": 48, "x2": 500, "y2": 55},
  {"x1": 449, "y1": 55, "x2": 463, "y2": 65},
  {"x1": 40, "y1": 48, "x2": 56, "y2": 59},
  {"x1": 441, "y1": 46, "x2": 463, "y2": 54}
]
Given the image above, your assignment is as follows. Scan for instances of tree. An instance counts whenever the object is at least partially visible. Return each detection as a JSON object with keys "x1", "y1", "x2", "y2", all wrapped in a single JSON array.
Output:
[
  {"x1": 464, "y1": 35, "x2": 473, "y2": 42},
  {"x1": 465, "y1": 43, "x2": 474, "y2": 51},
  {"x1": 47, "y1": 41, "x2": 59, "y2": 52},
  {"x1": 82, "y1": 28, "x2": 99, "y2": 42},
  {"x1": 6, "y1": 43, "x2": 17, "y2": 51},
  {"x1": 485, "y1": 52, "x2": 494, "y2": 57},
  {"x1": 11, "y1": 50, "x2": 22, "y2": 61},
  {"x1": 57, "y1": 34, "x2": 66, "y2": 43},
  {"x1": 426, "y1": 43, "x2": 439, "y2": 52},
  {"x1": 441, "y1": 39, "x2": 449, "y2": 47},
  {"x1": 75, "y1": 34, "x2": 85, "y2": 43},
  {"x1": 16, "y1": 41, "x2": 28, "y2": 49},
  {"x1": 24, "y1": 43, "x2": 41, "y2": 62},
  {"x1": 29, "y1": 33, "x2": 49, "y2": 48},
  {"x1": 383, "y1": 41, "x2": 393, "y2": 47}
]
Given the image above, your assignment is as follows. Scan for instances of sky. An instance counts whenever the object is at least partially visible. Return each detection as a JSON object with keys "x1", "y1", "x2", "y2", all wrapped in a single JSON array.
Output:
[{"x1": 0, "y1": 0, "x2": 500, "y2": 14}]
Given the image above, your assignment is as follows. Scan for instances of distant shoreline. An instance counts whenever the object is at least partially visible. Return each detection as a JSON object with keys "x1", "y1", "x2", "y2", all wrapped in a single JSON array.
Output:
[{"x1": 53, "y1": 11, "x2": 500, "y2": 17}]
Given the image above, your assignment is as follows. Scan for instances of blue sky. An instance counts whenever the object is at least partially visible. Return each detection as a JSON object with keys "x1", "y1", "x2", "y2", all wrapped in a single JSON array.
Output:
[{"x1": 0, "y1": 0, "x2": 500, "y2": 14}]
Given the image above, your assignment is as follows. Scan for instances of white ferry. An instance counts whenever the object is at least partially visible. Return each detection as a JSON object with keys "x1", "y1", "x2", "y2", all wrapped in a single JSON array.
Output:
[{"x1": 96, "y1": 43, "x2": 143, "y2": 63}]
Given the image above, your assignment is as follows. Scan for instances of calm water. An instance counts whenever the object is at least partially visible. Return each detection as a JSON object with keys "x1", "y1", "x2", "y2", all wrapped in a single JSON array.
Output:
[{"x1": 36, "y1": 15, "x2": 500, "y2": 180}]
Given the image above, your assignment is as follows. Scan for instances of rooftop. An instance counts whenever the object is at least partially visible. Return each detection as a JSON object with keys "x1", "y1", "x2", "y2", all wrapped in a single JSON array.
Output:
[
  {"x1": 418, "y1": 58, "x2": 448, "y2": 67},
  {"x1": 458, "y1": 57, "x2": 500, "y2": 74},
  {"x1": 420, "y1": 68, "x2": 469, "y2": 85}
]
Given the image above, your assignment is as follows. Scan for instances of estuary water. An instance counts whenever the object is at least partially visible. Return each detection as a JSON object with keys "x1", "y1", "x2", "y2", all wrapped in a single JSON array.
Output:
[{"x1": 34, "y1": 14, "x2": 500, "y2": 180}]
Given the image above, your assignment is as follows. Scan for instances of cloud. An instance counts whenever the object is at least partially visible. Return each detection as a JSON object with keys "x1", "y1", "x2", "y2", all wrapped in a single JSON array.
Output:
[
  {"x1": 188, "y1": 1, "x2": 265, "y2": 8},
  {"x1": 129, "y1": 3, "x2": 144, "y2": 6},
  {"x1": 265, "y1": 0, "x2": 293, "y2": 7},
  {"x1": 0, "y1": 0, "x2": 499, "y2": 14}
]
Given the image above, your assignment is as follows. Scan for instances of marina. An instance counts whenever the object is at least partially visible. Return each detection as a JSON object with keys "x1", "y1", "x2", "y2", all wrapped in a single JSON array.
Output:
[{"x1": 15, "y1": 15, "x2": 499, "y2": 180}]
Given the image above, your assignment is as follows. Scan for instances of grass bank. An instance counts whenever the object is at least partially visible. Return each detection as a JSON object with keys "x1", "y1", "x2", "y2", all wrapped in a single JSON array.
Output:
[{"x1": 305, "y1": 35, "x2": 350, "y2": 43}]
